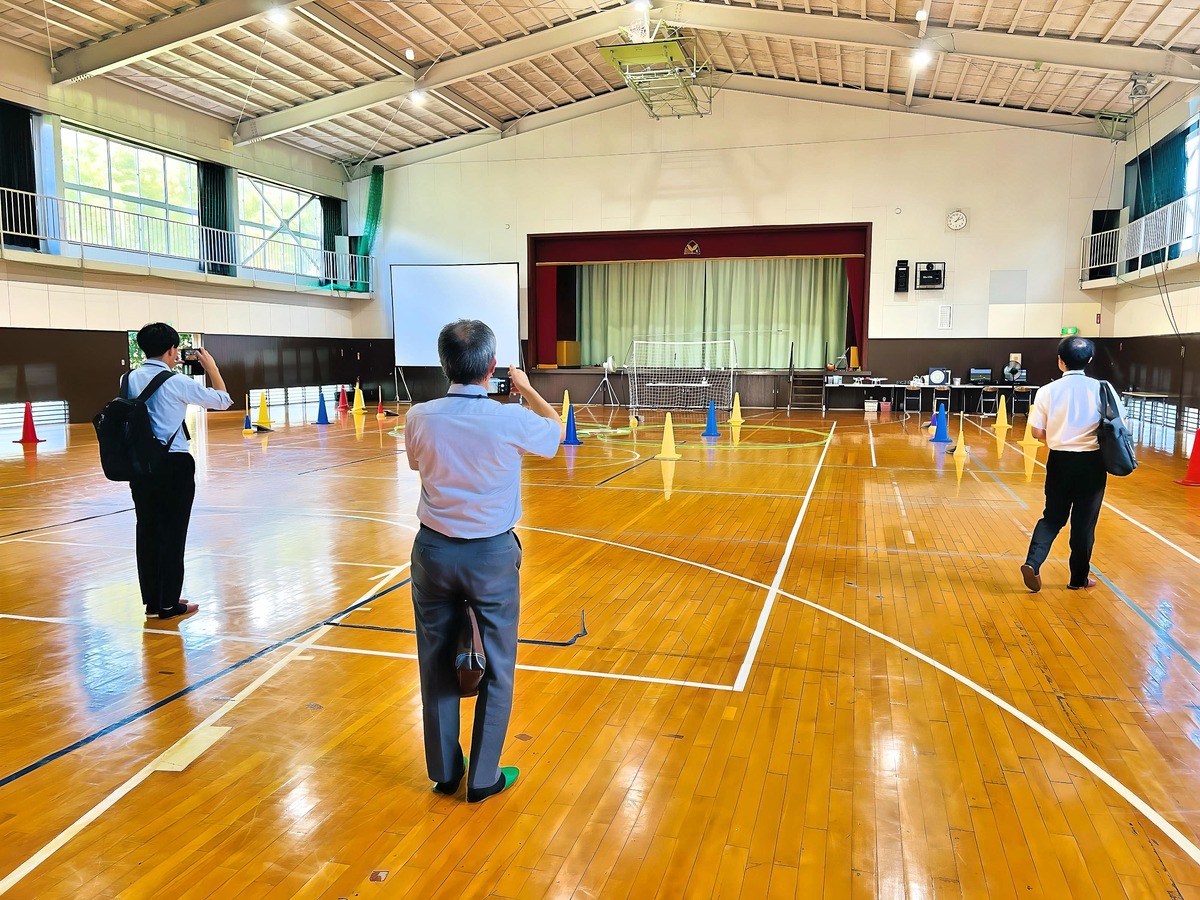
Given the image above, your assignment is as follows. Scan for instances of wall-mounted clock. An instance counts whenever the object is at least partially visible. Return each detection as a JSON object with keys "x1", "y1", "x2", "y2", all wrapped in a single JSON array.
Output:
[{"x1": 946, "y1": 209, "x2": 968, "y2": 231}]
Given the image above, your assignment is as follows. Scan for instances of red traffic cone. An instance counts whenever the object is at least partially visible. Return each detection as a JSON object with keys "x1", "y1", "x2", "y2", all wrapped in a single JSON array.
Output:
[
  {"x1": 13, "y1": 402, "x2": 45, "y2": 444},
  {"x1": 376, "y1": 387, "x2": 386, "y2": 421},
  {"x1": 337, "y1": 385, "x2": 350, "y2": 412},
  {"x1": 1178, "y1": 428, "x2": 1200, "y2": 487}
]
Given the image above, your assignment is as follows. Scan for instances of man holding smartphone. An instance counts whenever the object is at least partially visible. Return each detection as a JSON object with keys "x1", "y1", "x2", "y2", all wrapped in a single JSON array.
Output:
[
  {"x1": 404, "y1": 319, "x2": 563, "y2": 802},
  {"x1": 126, "y1": 323, "x2": 232, "y2": 619}
]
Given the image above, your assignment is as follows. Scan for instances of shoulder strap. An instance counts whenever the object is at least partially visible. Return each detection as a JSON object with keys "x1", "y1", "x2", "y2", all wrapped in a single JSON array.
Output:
[
  {"x1": 1098, "y1": 381, "x2": 1117, "y2": 420},
  {"x1": 135, "y1": 370, "x2": 176, "y2": 404}
]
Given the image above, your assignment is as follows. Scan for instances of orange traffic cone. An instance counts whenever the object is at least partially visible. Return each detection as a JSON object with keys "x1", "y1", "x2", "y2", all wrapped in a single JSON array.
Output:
[
  {"x1": 13, "y1": 402, "x2": 44, "y2": 444},
  {"x1": 376, "y1": 387, "x2": 387, "y2": 421},
  {"x1": 1178, "y1": 428, "x2": 1200, "y2": 487}
]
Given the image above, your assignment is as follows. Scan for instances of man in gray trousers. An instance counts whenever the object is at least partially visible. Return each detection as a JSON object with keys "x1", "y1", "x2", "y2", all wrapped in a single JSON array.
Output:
[{"x1": 405, "y1": 320, "x2": 563, "y2": 802}]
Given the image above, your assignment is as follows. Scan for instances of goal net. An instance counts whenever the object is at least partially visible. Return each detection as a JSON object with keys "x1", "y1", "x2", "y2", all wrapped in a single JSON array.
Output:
[{"x1": 626, "y1": 340, "x2": 737, "y2": 414}]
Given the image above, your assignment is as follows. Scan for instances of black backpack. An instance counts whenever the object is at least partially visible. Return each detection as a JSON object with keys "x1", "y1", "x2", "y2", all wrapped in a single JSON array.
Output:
[{"x1": 93, "y1": 371, "x2": 181, "y2": 482}]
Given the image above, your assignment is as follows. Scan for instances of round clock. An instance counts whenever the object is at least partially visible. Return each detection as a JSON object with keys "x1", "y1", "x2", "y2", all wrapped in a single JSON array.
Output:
[
  {"x1": 928, "y1": 368, "x2": 949, "y2": 386},
  {"x1": 946, "y1": 209, "x2": 968, "y2": 231}
]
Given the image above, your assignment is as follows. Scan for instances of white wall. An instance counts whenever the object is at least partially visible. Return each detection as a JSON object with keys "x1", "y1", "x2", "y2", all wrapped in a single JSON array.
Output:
[
  {"x1": 0, "y1": 260, "x2": 359, "y2": 338},
  {"x1": 362, "y1": 89, "x2": 1116, "y2": 344}
]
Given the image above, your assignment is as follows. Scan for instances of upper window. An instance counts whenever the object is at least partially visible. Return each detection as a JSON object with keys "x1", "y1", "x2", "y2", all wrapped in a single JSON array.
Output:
[
  {"x1": 60, "y1": 127, "x2": 199, "y2": 258},
  {"x1": 237, "y1": 174, "x2": 322, "y2": 275}
]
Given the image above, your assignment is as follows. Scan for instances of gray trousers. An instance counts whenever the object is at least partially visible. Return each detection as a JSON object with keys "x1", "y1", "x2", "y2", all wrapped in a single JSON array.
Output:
[{"x1": 410, "y1": 524, "x2": 522, "y2": 790}]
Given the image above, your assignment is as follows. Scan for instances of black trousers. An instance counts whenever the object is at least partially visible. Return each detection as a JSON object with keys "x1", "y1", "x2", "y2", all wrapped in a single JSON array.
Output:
[
  {"x1": 130, "y1": 453, "x2": 196, "y2": 612},
  {"x1": 1024, "y1": 449, "x2": 1107, "y2": 587},
  {"x1": 411, "y1": 524, "x2": 522, "y2": 792}
]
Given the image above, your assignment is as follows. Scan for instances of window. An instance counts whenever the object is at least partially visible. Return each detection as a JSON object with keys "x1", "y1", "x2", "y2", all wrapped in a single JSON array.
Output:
[
  {"x1": 237, "y1": 174, "x2": 323, "y2": 277},
  {"x1": 128, "y1": 331, "x2": 196, "y2": 374},
  {"x1": 60, "y1": 127, "x2": 199, "y2": 259}
]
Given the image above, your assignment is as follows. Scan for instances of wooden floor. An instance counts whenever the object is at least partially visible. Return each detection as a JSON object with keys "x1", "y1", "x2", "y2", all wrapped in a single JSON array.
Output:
[{"x1": 1, "y1": 401, "x2": 1199, "y2": 898}]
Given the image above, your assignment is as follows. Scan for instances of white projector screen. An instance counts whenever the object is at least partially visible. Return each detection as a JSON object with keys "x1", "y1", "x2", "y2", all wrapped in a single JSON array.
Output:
[{"x1": 390, "y1": 263, "x2": 521, "y2": 368}]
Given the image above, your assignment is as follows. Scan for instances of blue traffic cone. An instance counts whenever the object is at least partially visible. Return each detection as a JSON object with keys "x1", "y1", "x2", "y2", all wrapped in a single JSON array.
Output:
[
  {"x1": 315, "y1": 390, "x2": 331, "y2": 425},
  {"x1": 702, "y1": 399, "x2": 720, "y2": 437},
  {"x1": 562, "y1": 405, "x2": 582, "y2": 446},
  {"x1": 930, "y1": 402, "x2": 952, "y2": 443}
]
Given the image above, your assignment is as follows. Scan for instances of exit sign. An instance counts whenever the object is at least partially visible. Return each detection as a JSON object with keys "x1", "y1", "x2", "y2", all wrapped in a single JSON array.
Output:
[{"x1": 1061, "y1": 327, "x2": 1079, "y2": 335}]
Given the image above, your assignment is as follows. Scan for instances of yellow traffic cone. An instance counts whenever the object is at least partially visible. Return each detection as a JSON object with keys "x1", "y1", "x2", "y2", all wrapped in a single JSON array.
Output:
[
  {"x1": 729, "y1": 392, "x2": 745, "y2": 426},
  {"x1": 561, "y1": 391, "x2": 571, "y2": 423},
  {"x1": 629, "y1": 415, "x2": 638, "y2": 438},
  {"x1": 656, "y1": 412, "x2": 682, "y2": 460},
  {"x1": 1018, "y1": 413, "x2": 1041, "y2": 446},
  {"x1": 995, "y1": 394, "x2": 1009, "y2": 429},
  {"x1": 352, "y1": 379, "x2": 366, "y2": 412},
  {"x1": 254, "y1": 391, "x2": 272, "y2": 428},
  {"x1": 953, "y1": 412, "x2": 968, "y2": 462}
]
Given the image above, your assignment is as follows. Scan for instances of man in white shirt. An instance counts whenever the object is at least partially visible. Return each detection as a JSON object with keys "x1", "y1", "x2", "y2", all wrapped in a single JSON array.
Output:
[
  {"x1": 127, "y1": 323, "x2": 232, "y2": 619},
  {"x1": 1020, "y1": 336, "x2": 1121, "y2": 592},
  {"x1": 405, "y1": 319, "x2": 562, "y2": 803}
]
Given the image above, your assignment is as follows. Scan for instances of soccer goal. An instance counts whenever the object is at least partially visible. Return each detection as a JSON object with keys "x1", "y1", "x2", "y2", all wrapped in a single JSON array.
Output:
[{"x1": 626, "y1": 339, "x2": 737, "y2": 415}]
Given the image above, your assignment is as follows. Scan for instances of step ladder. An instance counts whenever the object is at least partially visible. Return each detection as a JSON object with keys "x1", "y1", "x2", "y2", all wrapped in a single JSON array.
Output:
[{"x1": 787, "y1": 367, "x2": 826, "y2": 412}]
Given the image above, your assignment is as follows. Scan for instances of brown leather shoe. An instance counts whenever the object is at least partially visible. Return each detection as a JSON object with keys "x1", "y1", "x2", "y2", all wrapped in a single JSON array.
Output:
[
  {"x1": 1067, "y1": 578, "x2": 1098, "y2": 590},
  {"x1": 1020, "y1": 564, "x2": 1041, "y2": 593}
]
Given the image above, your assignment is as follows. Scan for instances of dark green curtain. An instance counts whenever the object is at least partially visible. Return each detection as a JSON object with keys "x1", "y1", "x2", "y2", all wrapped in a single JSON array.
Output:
[
  {"x1": 197, "y1": 161, "x2": 234, "y2": 276},
  {"x1": 0, "y1": 99, "x2": 39, "y2": 249},
  {"x1": 1129, "y1": 127, "x2": 1191, "y2": 268},
  {"x1": 320, "y1": 195, "x2": 346, "y2": 286}
]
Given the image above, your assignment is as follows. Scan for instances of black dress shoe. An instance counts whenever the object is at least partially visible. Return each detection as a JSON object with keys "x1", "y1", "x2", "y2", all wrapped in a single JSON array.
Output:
[
  {"x1": 1067, "y1": 578, "x2": 1098, "y2": 590},
  {"x1": 1020, "y1": 564, "x2": 1041, "y2": 593}
]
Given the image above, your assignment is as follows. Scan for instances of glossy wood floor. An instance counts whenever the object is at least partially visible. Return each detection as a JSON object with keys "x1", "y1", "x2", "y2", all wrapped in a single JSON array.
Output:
[{"x1": 1, "y1": 401, "x2": 1199, "y2": 898}]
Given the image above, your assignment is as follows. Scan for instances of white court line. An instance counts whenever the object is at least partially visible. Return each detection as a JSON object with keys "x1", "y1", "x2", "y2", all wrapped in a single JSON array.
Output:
[
  {"x1": 0, "y1": 566, "x2": 407, "y2": 896},
  {"x1": 968, "y1": 418, "x2": 1200, "y2": 568},
  {"x1": 867, "y1": 422, "x2": 877, "y2": 468},
  {"x1": 732, "y1": 422, "x2": 836, "y2": 692},
  {"x1": 7, "y1": 537, "x2": 1200, "y2": 866}
]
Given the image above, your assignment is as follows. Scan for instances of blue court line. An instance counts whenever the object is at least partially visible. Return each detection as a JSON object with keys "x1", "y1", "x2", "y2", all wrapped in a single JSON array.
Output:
[
  {"x1": 331, "y1": 608, "x2": 588, "y2": 647},
  {"x1": 0, "y1": 507, "x2": 133, "y2": 541},
  {"x1": 0, "y1": 578, "x2": 410, "y2": 790},
  {"x1": 964, "y1": 448, "x2": 1028, "y2": 509},
  {"x1": 1092, "y1": 568, "x2": 1200, "y2": 679}
]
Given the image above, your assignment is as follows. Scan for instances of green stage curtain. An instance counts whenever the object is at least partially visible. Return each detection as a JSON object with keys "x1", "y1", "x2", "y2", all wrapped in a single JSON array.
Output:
[
  {"x1": 704, "y1": 257, "x2": 847, "y2": 369},
  {"x1": 576, "y1": 257, "x2": 848, "y2": 369},
  {"x1": 577, "y1": 261, "x2": 704, "y2": 366}
]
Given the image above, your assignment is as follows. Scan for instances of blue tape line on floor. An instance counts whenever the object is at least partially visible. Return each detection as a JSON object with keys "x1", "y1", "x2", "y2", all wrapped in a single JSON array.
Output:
[
  {"x1": 331, "y1": 608, "x2": 588, "y2": 647},
  {"x1": 0, "y1": 578, "x2": 411, "y2": 789}
]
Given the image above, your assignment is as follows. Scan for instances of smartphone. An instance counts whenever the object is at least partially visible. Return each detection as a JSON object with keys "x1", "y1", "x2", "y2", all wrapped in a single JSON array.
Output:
[{"x1": 181, "y1": 348, "x2": 201, "y2": 363}]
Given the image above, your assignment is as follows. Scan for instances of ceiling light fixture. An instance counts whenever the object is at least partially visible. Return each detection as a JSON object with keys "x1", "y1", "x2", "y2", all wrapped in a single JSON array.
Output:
[
  {"x1": 912, "y1": 49, "x2": 932, "y2": 68},
  {"x1": 411, "y1": 89, "x2": 427, "y2": 106},
  {"x1": 915, "y1": 8, "x2": 928, "y2": 21},
  {"x1": 630, "y1": 0, "x2": 651, "y2": 11},
  {"x1": 404, "y1": 48, "x2": 415, "y2": 61},
  {"x1": 266, "y1": 6, "x2": 289, "y2": 25}
]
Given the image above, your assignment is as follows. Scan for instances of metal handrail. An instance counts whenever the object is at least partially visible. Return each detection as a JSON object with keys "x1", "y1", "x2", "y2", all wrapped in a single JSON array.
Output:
[
  {"x1": 1081, "y1": 190, "x2": 1199, "y2": 280},
  {"x1": 0, "y1": 186, "x2": 373, "y2": 292}
]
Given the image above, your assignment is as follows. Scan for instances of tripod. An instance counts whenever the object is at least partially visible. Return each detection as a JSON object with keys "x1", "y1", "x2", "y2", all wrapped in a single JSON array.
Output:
[{"x1": 586, "y1": 357, "x2": 619, "y2": 406}]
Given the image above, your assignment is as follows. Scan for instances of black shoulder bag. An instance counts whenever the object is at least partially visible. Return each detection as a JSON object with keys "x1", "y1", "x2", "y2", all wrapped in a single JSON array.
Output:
[{"x1": 1097, "y1": 381, "x2": 1137, "y2": 477}]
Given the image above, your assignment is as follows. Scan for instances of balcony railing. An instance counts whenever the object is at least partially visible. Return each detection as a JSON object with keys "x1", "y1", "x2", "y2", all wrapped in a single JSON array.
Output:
[
  {"x1": 0, "y1": 187, "x2": 373, "y2": 292},
  {"x1": 1081, "y1": 192, "x2": 1200, "y2": 282}
]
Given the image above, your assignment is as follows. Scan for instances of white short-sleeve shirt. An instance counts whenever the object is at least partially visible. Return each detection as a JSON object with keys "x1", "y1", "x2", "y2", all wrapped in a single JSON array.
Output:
[
  {"x1": 126, "y1": 359, "x2": 233, "y2": 452},
  {"x1": 1028, "y1": 369, "x2": 1124, "y2": 452},
  {"x1": 405, "y1": 384, "x2": 562, "y2": 539}
]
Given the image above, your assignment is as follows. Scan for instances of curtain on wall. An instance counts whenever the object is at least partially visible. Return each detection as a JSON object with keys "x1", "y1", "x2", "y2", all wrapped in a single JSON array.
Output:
[
  {"x1": 578, "y1": 261, "x2": 705, "y2": 366},
  {"x1": 1129, "y1": 126, "x2": 1191, "y2": 267},
  {"x1": 0, "y1": 99, "x2": 39, "y2": 249},
  {"x1": 577, "y1": 257, "x2": 848, "y2": 368},
  {"x1": 197, "y1": 160, "x2": 234, "y2": 276},
  {"x1": 319, "y1": 195, "x2": 346, "y2": 286}
]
